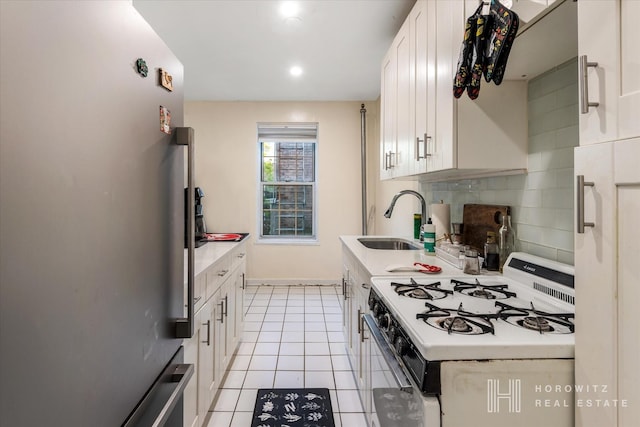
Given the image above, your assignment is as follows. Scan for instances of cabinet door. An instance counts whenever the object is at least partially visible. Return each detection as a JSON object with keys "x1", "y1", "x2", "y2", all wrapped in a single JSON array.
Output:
[
  {"x1": 575, "y1": 139, "x2": 640, "y2": 427},
  {"x1": 197, "y1": 301, "x2": 214, "y2": 423},
  {"x1": 234, "y1": 260, "x2": 246, "y2": 348},
  {"x1": 613, "y1": 139, "x2": 640, "y2": 427},
  {"x1": 616, "y1": 0, "x2": 640, "y2": 140},
  {"x1": 213, "y1": 288, "x2": 228, "y2": 388},
  {"x1": 411, "y1": 0, "x2": 437, "y2": 175},
  {"x1": 433, "y1": 0, "x2": 464, "y2": 172},
  {"x1": 183, "y1": 313, "x2": 201, "y2": 427},
  {"x1": 380, "y1": 47, "x2": 397, "y2": 180},
  {"x1": 578, "y1": 0, "x2": 640, "y2": 145},
  {"x1": 395, "y1": 20, "x2": 411, "y2": 177}
]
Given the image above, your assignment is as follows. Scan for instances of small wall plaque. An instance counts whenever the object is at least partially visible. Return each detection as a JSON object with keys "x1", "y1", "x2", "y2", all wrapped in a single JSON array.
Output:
[{"x1": 159, "y1": 68, "x2": 173, "y2": 92}]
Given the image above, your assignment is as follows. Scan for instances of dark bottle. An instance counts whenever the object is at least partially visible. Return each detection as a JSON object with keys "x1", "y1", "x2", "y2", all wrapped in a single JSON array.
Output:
[{"x1": 484, "y1": 231, "x2": 500, "y2": 271}]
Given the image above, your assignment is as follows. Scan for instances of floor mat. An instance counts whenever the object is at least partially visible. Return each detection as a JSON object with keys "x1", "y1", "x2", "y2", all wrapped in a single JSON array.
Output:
[{"x1": 251, "y1": 388, "x2": 335, "y2": 427}]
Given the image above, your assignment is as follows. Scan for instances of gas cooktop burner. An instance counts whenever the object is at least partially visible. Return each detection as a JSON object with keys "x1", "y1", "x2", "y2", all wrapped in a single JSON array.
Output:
[
  {"x1": 452, "y1": 278, "x2": 516, "y2": 299},
  {"x1": 391, "y1": 278, "x2": 452, "y2": 300},
  {"x1": 496, "y1": 301, "x2": 574, "y2": 334},
  {"x1": 416, "y1": 302, "x2": 495, "y2": 335}
]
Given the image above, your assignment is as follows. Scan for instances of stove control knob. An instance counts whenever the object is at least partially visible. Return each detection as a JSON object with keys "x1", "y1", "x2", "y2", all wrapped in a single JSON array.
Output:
[
  {"x1": 372, "y1": 303, "x2": 385, "y2": 318},
  {"x1": 395, "y1": 336, "x2": 409, "y2": 357},
  {"x1": 379, "y1": 313, "x2": 390, "y2": 329},
  {"x1": 388, "y1": 325, "x2": 397, "y2": 341}
]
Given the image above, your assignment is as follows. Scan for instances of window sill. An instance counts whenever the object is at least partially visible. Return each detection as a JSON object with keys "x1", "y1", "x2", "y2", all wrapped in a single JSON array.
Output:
[{"x1": 255, "y1": 238, "x2": 319, "y2": 246}]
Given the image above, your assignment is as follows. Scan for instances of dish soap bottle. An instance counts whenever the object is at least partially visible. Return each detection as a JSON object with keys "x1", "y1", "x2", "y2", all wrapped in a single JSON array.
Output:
[
  {"x1": 423, "y1": 218, "x2": 436, "y2": 255},
  {"x1": 498, "y1": 209, "x2": 515, "y2": 272},
  {"x1": 484, "y1": 231, "x2": 499, "y2": 271}
]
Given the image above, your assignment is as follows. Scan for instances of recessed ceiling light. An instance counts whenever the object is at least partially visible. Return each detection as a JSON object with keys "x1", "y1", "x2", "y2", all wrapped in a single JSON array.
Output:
[
  {"x1": 290, "y1": 66, "x2": 303, "y2": 77},
  {"x1": 280, "y1": 1, "x2": 299, "y2": 19}
]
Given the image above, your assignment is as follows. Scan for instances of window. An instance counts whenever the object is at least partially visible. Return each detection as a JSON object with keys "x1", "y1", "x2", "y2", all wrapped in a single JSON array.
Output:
[{"x1": 258, "y1": 123, "x2": 318, "y2": 241}]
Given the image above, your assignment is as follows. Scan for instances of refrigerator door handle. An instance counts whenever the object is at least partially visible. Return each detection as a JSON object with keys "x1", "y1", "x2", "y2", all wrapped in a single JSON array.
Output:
[
  {"x1": 174, "y1": 127, "x2": 195, "y2": 339},
  {"x1": 123, "y1": 347, "x2": 194, "y2": 427}
]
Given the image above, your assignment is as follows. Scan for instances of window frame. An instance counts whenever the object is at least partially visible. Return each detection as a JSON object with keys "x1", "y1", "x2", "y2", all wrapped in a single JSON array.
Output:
[{"x1": 256, "y1": 124, "x2": 319, "y2": 244}]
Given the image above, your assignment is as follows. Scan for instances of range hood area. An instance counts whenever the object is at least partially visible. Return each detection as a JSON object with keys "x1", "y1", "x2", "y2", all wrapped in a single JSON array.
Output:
[{"x1": 503, "y1": 0, "x2": 578, "y2": 80}]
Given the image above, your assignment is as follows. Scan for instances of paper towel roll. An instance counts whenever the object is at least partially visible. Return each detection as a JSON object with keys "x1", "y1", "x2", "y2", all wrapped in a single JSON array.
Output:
[{"x1": 430, "y1": 203, "x2": 451, "y2": 241}]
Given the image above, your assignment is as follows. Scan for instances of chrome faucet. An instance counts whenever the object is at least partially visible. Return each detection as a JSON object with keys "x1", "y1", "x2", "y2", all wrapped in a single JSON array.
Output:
[{"x1": 384, "y1": 190, "x2": 427, "y2": 240}]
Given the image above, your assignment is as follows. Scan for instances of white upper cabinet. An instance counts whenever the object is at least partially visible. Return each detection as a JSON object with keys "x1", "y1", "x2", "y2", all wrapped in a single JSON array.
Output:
[
  {"x1": 578, "y1": 0, "x2": 640, "y2": 145},
  {"x1": 380, "y1": 19, "x2": 411, "y2": 179},
  {"x1": 410, "y1": 0, "x2": 437, "y2": 175},
  {"x1": 380, "y1": 0, "x2": 528, "y2": 182}
]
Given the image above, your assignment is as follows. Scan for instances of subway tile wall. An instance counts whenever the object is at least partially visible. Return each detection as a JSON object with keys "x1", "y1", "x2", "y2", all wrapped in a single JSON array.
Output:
[{"x1": 420, "y1": 58, "x2": 578, "y2": 265}]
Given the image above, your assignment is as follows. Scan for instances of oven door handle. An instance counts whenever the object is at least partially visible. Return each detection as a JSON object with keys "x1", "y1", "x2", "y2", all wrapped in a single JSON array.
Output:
[{"x1": 362, "y1": 314, "x2": 413, "y2": 392}]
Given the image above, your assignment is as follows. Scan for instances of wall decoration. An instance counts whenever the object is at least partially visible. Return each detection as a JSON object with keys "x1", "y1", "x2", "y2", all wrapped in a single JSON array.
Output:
[
  {"x1": 160, "y1": 106, "x2": 171, "y2": 134},
  {"x1": 135, "y1": 58, "x2": 148, "y2": 77},
  {"x1": 159, "y1": 68, "x2": 173, "y2": 91}
]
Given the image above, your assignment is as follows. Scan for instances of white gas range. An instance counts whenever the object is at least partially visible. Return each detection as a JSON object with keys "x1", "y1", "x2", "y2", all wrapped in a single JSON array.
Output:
[{"x1": 365, "y1": 252, "x2": 575, "y2": 427}]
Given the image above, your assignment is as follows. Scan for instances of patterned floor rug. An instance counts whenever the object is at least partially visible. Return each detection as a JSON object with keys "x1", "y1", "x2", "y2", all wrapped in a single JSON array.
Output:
[{"x1": 251, "y1": 388, "x2": 335, "y2": 427}]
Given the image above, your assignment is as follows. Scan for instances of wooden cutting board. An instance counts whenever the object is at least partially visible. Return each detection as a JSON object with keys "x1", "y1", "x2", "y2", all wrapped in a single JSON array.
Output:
[{"x1": 462, "y1": 204, "x2": 510, "y2": 252}]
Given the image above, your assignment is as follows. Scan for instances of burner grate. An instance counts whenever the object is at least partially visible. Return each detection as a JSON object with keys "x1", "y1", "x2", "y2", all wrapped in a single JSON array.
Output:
[
  {"x1": 452, "y1": 278, "x2": 516, "y2": 299},
  {"x1": 495, "y1": 301, "x2": 574, "y2": 334},
  {"x1": 391, "y1": 278, "x2": 452, "y2": 300},
  {"x1": 416, "y1": 302, "x2": 496, "y2": 335}
]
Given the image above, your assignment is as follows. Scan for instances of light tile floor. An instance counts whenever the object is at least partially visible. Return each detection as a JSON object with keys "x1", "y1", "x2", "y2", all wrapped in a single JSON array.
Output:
[{"x1": 205, "y1": 284, "x2": 367, "y2": 427}]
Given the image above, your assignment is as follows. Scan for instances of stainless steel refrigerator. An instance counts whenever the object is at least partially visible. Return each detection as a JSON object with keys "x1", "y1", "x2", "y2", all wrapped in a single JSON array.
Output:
[{"x1": 0, "y1": 2, "x2": 194, "y2": 426}]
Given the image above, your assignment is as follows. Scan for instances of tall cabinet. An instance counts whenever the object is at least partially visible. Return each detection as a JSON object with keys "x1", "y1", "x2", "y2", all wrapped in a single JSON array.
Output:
[{"x1": 574, "y1": 1, "x2": 640, "y2": 426}]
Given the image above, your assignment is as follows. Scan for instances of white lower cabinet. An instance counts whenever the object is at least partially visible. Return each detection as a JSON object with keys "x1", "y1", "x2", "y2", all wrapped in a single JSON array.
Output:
[
  {"x1": 341, "y1": 245, "x2": 372, "y2": 416},
  {"x1": 183, "y1": 242, "x2": 247, "y2": 427}
]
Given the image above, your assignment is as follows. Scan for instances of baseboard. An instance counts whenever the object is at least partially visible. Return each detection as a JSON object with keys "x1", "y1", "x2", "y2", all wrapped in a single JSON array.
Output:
[{"x1": 246, "y1": 278, "x2": 340, "y2": 287}]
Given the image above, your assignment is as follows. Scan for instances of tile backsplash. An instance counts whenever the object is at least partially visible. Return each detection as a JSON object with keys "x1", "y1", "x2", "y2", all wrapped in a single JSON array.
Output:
[{"x1": 420, "y1": 58, "x2": 578, "y2": 265}]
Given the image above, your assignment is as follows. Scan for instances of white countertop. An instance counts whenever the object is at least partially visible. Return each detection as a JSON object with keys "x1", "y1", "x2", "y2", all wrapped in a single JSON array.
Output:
[
  {"x1": 339, "y1": 235, "x2": 465, "y2": 277},
  {"x1": 183, "y1": 239, "x2": 245, "y2": 284}
]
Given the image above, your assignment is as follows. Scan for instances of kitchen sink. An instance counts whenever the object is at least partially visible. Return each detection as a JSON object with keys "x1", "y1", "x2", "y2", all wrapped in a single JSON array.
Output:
[{"x1": 357, "y1": 237, "x2": 421, "y2": 250}]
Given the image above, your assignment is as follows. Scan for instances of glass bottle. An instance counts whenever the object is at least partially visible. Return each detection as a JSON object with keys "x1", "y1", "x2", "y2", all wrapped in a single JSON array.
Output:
[
  {"x1": 498, "y1": 211, "x2": 516, "y2": 273},
  {"x1": 484, "y1": 231, "x2": 500, "y2": 271}
]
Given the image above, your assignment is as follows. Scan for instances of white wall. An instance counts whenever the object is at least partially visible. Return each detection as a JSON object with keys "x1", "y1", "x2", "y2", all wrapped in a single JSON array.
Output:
[{"x1": 185, "y1": 101, "x2": 364, "y2": 282}]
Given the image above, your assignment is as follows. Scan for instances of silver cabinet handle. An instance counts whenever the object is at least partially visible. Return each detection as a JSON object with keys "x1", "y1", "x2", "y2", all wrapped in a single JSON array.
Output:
[
  {"x1": 224, "y1": 295, "x2": 228, "y2": 318},
  {"x1": 202, "y1": 320, "x2": 211, "y2": 346},
  {"x1": 579, "y1": 55, "x2": 599, "y2": 114},
  {"x1": 577, "y1": 175, "x2": 595, "y2": 233},
  {"x1": 241, "y1": 273, "x2": 245, "y2": 290},
  {"x1": 357, "y1": 308, "x2": 362, "y2": 334},
  {"x1": 361, "y1": 283, "x2": 370, "y2": 290},
  {"x1": 416, "y1": 133, "x2": 432, "y2": 160},
  {"x1": 360, "y1": 314, "x2": 368, "y2": 343},
  {"x1": 218, "y1": 269, "x2": 229, "y2": 277},
  {"x1": 175, "y1": 127, "x2": 195, "y2": 339},
  {"x1": 385, "y1": 152, "x2": 396, "y2": 170},
  {"x1": 218, "y1": 301, "x2": 225, "y2": 323},
  {"x1": 237, "y1": 253, "x2": 246, "y2": 258}
]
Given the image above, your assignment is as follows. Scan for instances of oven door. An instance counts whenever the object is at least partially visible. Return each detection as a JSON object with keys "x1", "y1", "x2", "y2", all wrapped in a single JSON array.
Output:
[{"x1": 363, "y1": 314, "x2": 440, "y2": 427}]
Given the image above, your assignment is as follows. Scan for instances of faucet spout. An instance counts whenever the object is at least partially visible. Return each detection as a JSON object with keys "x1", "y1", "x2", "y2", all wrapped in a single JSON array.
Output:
[{"x1": 384, "y1": 190, "x2": 427, "y2": 238}]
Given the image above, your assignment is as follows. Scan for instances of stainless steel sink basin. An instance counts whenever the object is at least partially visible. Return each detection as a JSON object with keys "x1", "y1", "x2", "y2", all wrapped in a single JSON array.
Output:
[{"x1": 357, "y1": 237, "x2": 421, "y2": 250}]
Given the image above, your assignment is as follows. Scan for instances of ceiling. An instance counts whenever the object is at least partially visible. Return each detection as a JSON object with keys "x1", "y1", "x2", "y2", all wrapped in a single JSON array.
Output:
[{"x1": 133, "y1": 0, "x2": 415, "y2": 102}]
